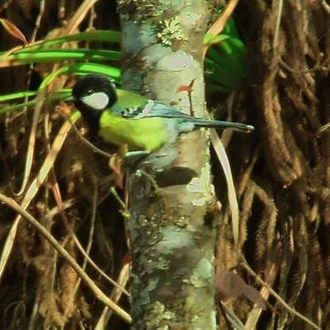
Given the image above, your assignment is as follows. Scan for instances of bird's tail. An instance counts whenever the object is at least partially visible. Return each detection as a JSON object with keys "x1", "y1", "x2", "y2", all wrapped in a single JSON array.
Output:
[{"x1": 193, "y1": 119, "x2": 254, "y2": 133}]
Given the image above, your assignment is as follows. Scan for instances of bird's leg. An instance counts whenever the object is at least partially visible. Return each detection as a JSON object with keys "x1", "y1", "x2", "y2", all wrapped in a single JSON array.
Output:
[
  {"x1": 108, "y1": 145, "x2": 151, "y2": 187},
  {"x1": 125, "y1": 150, "x2": 151, "y2": 159},
  {"x1": 131, "y1": 168, "x2": 160, "y2": 197},
  {"x1": 124, "y1": 150, "x2": 151, "y2": 167}
]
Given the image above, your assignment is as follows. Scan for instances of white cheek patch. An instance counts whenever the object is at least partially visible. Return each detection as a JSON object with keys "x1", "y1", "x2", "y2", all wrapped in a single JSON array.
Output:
[{"x1": 81, "y1": 92, "x2": 109, "y2": 110}]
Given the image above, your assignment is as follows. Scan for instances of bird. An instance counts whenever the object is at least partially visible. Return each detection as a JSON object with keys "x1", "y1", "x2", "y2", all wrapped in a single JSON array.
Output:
[{"x1": 69, "y1": 74, "x2": 254, "y2": 152}]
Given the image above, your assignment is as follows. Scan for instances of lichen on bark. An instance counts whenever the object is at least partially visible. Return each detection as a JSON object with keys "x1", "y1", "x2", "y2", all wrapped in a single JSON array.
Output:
[{"x1": 118, "y1": 1, "x2": 218, "y2": 329}]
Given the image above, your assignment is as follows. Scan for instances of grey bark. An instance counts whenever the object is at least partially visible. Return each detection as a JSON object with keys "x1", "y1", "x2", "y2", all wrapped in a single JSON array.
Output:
[{"x1": 118, "y1": 0, "x2": 218, "y2": 329}]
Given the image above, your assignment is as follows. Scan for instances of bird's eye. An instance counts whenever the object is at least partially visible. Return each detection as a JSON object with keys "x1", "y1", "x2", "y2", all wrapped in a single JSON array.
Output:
[{"x1": 86, "y1": 89, "x2": 93, "y2": 95}]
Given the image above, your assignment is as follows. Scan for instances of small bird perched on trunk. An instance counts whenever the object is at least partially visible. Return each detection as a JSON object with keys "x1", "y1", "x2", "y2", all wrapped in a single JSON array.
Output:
[{"x1": 68, "y1": 74, "x2": 254, "y2": 153}]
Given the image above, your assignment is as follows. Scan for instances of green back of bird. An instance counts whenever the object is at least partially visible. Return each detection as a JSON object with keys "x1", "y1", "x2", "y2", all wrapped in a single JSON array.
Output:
[{"x1": 99, "y1": 89, "x2": 168, "y2": 151}]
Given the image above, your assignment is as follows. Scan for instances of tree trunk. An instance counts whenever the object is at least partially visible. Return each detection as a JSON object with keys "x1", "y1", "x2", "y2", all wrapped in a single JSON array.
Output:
[{"x1": 118, "y1": 1, "x2": 217, "y2": 329}]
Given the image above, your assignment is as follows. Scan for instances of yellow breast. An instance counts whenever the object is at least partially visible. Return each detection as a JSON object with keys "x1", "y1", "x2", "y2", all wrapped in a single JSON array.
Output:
[{"x1": 99, "y1": 111, "x2": 168, "y2": 151}]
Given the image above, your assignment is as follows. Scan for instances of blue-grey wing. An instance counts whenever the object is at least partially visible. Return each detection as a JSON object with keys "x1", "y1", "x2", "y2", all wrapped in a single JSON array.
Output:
[
  {"x1": 124, "y1": 101, "x2": 193, "y2": 120},
  {"x1": 110, "y1": 104, "x2": 142, "y2": 117},
  {"x1": 111, "y1": 100, "x2": 254, "y2": 132}
]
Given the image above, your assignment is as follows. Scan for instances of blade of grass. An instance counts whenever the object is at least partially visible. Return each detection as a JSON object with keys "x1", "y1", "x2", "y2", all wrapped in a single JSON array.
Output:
[
  {"x1": 0, "y1": 91, "x2": 37, "y2": 102},
  {"x1": 0, "y1": 30, "x2": 121, "y2": 62},
  {"x1": 13, "y1": 89, "x2": 46, "y2": 197},
  {"x1": 35, "y1": 30, "x2": 121, "y2": 49},
  {"x1": 0, "y1": 111, "x2": 80, "y2": 284},
  {"x1": 210, "y1": 129, "x2": 239, "y2": 247},
  {"x1": 41, "y1": 62, "x2": 121, "y2": 88},
  {"x1": 0, "y1": 99, "x2": 37, "y2": 115},
  {"x1": 0, "y1": 49, "x2": 120, "y2": 67}
]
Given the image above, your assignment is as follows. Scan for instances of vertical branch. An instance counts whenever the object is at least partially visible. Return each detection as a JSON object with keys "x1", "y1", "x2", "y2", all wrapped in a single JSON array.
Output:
[{"x1": 118, "y1": 0, "x2": 217, "y2": 328}]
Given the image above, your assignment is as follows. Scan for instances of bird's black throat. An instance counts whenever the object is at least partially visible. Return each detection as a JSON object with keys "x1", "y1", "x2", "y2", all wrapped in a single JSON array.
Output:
[
  {"x1": 70, "y1": 74, "x2": 118, "y2": 136},
  {"x1": 74, "y1": 100, "x2": 102, "y2": 135}
]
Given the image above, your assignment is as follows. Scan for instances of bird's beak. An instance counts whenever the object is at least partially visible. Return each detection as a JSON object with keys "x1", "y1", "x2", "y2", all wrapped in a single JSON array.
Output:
[{"x1": 65, "y1": 96, "x2": 75, "y2": 103}]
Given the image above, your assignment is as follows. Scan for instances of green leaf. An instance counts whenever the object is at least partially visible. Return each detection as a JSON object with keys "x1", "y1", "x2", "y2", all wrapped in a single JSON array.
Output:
[
  {"x1": 40, "y1": 63, "x2": 121, "y2": 89},
  {"x1": 205, "y1": 18, "x2": 247, "y2": 93},
  {"x1": 221, "y1": 16, "x2": 241, "y2": 39},
  {"x1": 204, "y1": 33, "x2": 230, "y2": 47},
  {"x1": 0, "y1": 89, "x2": 70, "y2": 116}
]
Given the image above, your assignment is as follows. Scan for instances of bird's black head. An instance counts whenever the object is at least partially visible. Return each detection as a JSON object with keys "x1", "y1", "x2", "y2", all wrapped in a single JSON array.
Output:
[{"x1": 71, "y1": 74, "x2": 118, "y2": 133}]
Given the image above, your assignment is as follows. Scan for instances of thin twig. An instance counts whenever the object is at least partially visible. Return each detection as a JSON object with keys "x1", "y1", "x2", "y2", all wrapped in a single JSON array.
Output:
[
  {"x1": 0, "y1": 192, "x2": 132, "y2": 324},
  {"x1": 47, "y1": 200, "x2": 129, "y2": 294},
  {"x1": 279, "y1": 58, "x2": 330, "y2": 74},
  {"x1": 13, "y1": 90, "x2": 45, "y2": 197},
  {"x1": 58, "y1": 109, "x2": 114, "y2": 159},
  {"x1": 62, "y1": 185, "x2": 97, "y2": 318},
  {"x1": 95, "y1": 262, "x2": 131, "y2": 329},
  {"x1": 19, "y1": 0, "x2": 46, "y2": 196},
  {"x1": 72, "y1": 233, "x2": 130, "y2": 296},
  {"x1": 241, "y1": 259, "x2": 321, "y2": 330}
]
